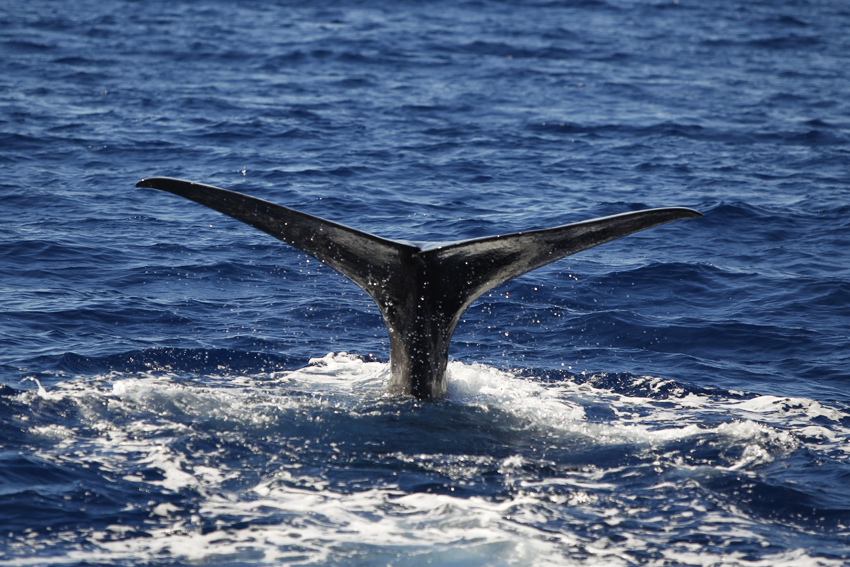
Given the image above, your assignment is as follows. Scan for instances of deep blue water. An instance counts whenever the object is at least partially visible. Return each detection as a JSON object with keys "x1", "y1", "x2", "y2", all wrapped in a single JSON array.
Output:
[{"x1": 2, "y1": 0, "x2": 850, "y2": 565}]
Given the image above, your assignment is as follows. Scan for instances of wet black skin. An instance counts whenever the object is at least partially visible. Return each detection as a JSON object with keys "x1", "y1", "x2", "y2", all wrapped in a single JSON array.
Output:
[{"x1": 137, "y1": 177, "x2": 701, "y2": 399}]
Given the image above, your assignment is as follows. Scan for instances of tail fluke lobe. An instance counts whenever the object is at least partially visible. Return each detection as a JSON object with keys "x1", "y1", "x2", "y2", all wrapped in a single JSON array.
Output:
[
  {"x1": 136, "y1": 177, "x2": 413, "y2": 307},
  {"x1": 138, "y1": 177, "x2": 701, "y2": 399},
  {"x1": 425, "y1": 207, "x2": 703, "y2": 316}
]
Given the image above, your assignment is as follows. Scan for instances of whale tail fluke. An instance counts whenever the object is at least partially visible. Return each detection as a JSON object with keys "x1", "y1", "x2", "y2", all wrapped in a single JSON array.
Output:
[{"x1": 137, "y1": 177, "x2": 701, "y2": 399}]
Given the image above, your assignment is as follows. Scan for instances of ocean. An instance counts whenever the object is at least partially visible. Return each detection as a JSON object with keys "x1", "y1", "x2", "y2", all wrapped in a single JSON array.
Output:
[{"x1": 2, "y1": 0, "x2": 850, "y2": 564}]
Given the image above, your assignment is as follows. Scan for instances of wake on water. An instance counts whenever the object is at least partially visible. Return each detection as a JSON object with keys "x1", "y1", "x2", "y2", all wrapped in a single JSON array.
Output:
[{"x1": 6, "y1": 353, "x2": 849, "y2": 566}]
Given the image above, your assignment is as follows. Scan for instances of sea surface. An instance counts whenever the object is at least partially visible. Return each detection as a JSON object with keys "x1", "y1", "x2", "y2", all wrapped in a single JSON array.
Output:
[{"x1": 2, "y1": 0, "x2": 850, "y2": 565}]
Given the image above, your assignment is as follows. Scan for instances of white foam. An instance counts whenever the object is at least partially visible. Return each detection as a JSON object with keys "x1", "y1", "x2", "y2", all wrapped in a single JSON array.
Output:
[
  {"x1": 447, "y1": 360, "x2": 586, "y2": 424},
  {"x1": 9, "y1": 355, "x2": 850, "y2": 567}
]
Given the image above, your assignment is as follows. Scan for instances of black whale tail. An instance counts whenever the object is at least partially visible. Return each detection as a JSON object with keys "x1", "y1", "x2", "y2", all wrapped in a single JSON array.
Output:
[{"x1": 137, "y1": 177, "x2": 701, "y2": 399}]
